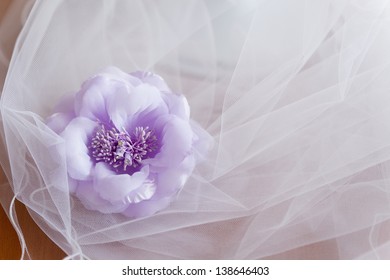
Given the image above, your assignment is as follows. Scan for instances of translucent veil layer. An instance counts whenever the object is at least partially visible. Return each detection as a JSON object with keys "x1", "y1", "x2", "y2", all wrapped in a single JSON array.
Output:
[{"x1": 1, "y1": 0, "x2": 390, "y2": 259}]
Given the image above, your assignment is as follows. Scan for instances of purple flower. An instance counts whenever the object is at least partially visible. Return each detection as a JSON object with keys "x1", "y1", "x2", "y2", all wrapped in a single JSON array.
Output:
[{"x1": 47, "y1": 67, "x2": 211, "y2": 217}]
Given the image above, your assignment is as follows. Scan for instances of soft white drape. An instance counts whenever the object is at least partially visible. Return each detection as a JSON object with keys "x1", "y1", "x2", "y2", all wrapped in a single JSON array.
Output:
[{"x1": 1, "y1": 0, "x2": 390, "y2": 259}]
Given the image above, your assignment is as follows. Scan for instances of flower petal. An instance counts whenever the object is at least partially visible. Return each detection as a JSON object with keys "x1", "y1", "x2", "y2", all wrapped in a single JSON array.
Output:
[
  {"x1": 131, "y1": 71, "x2": 171, "y2": 92},
  {"x1": 93, "y1": 163, "x2": 152, "y2": 203},
  {"x1": 162, "y1": 92, "x2": 190, "y2": 120},
  {"x1": 47, "y1": 112, "x2": 74, "y2": 134},
  {"x1": 156, "y1": 155, "x2": 195, "y2": 196},
  {"x1": 131, "y1": 71, "x2": 190, "y2": 120},
  {"x1": 122, "y1": 196, "x2": 172, "y2": 218},
  {"x1": 100, "y1": 66, "x2": 142, "y2": 86},
  {"x1": 76, "y1": 180, "x2": 128, "y2": 214},
  {"x1": 106, "y1": 83, "x2": 167, "y2": 129},
  {"x1": 53, "y1": 93, "x2": 76, "y2": 114},
  {"x1": 126, "y1": 180, "x2": 156, "y2": 203},
  {"x1": 60, "y1": 117, "x2": 96, "y2": 180},
  {"x1": 74, "y1": 68, "x2": 146, "y2": 124},
  {"x1": 104, "y1": 84, "x2": 134, "y2": 129},
  {"x1": 133, "y1": 84, "x2": 167, "y2": 112},
  {"x1": 147, "y1": 115, "x2": 193, "y2": 168},
  {"x1": 68, "y1": 176, "x2": 78, "y2": 193},
  {"x1": 74, "y1": 76, "x2": 110, "y2": 122},
  {"x1": 47, "y1": 93, "x2": 76, "y2": 133}
]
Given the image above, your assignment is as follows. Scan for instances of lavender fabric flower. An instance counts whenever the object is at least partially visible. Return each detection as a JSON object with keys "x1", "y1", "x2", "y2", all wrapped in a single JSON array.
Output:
[{"x1": 47, "y1": 67, "x2": 211, "y2": 217}]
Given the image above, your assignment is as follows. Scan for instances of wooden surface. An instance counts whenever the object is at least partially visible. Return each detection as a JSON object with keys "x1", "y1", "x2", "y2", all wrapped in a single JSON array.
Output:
[
  {"x1": 0, "y1": 199, "x2": 66, "y2": 260},
  {"x1": 0, "y1": 0, "x2": 11, "y2": 20},
  {"x1": 0, "y1": 0, "x2": 65, "y2": 260},
  {"x1": 0, "y1": 202, "x2": 21, "y2": 259}
]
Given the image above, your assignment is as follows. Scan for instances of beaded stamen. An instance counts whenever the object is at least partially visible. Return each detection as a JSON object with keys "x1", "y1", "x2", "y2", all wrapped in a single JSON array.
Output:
[{"x1": 90, "y1": 124, "x2": 158, "y2": 171}]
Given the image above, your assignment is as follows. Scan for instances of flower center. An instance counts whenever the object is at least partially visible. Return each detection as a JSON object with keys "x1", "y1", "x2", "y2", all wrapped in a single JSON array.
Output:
[{"x1": 90, "y1": 124, "x2": 158, "y2": 171}]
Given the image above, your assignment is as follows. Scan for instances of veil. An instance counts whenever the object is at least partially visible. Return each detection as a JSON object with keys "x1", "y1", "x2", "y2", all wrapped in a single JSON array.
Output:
[{"x1": 1, "y1": 0, "x2": 390, "y2": 259}]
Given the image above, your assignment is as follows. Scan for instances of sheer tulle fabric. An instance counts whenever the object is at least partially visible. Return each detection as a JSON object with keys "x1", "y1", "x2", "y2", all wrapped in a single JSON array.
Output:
[{"x1": 1, "y1": 0, "x2": 390, "y2": 259}]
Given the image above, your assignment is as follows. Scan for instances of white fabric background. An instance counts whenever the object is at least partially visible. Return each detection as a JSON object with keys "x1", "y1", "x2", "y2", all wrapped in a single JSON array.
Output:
[{"x1": 1, "y1": 0, "x2": 390, "y2": 259}]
